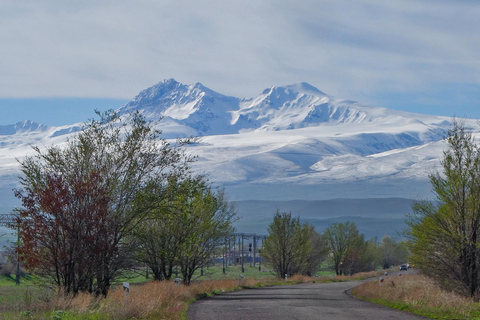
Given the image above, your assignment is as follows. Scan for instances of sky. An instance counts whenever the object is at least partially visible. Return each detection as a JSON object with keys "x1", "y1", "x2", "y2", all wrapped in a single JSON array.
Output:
[{"x1": 0, "y1": 0, "x2": 479, "y2": 126}]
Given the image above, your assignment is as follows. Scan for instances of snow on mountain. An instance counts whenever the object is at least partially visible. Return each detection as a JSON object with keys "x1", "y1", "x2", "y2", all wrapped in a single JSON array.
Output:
[
  {"x1": 0, "y1": 79, "x2": 477, "y2": 206},
  {"x1": 0, "y1": 120, "x2": 48, "y2": 136},
  {"x1": 119, "y1": 79, "x2": 451, "y2": 141},
  {"x1": 119, "y1": 78, "x2": 240, "y2": 136}
]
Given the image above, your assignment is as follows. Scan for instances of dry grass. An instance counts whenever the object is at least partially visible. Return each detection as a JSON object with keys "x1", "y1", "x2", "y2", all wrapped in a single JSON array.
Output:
[
  {"x1": 2, "y1": 268, "x2": 399, "y2": 319},
  {"x1": 3, "y1": 278, "x2": 273, "y2": 319},
  {"x1": 100, "y1": 281, "x2": 193, "y2": 320},
  {"x1": 97, "y1": 278, "x2": 277, "y2": 319},
  {"x1": 353, "y1": 274, "x2": 480, "y2": 319}
]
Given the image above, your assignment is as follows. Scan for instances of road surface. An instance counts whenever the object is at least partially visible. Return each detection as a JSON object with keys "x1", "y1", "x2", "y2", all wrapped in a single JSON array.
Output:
[{"x1": 188, "y1": 272, "x2": 426, "y2": 320}]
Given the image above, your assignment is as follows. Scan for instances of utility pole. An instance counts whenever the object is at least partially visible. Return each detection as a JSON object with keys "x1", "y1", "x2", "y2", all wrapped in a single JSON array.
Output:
[
  {"x1": 232, "y1": 236, "x2": 237, "y2": 266},
  {"x1": 258, "y1": 237, "x2": 262, "y2": 272},
  {"x1": 241, "y1": 235, "x2": 244, "y2": 273},
  {"x1": 15, "y1": 222, "x2": 20, "y2": 285},
  {"x1": 232, "y1": 233, "x2": 267, "y2": 273},
  {"x1": 253, "y1": 235, "x2": 256, "y2": 267},
  {"x1": 223, "y1": 237, "x2": 226, "y2": 274}
]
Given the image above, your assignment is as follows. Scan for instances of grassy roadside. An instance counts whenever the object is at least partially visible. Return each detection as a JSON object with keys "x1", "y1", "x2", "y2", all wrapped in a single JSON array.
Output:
[
  {"x1": 352, "y1": 274, "x2": 480, "y2": 319},
  {"x1": 0, "y1": 267, "x2": 396, "y2": 320}
]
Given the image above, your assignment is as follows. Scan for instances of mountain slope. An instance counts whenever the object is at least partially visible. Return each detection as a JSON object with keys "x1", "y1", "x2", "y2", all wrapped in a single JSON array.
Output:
[
  {"x1": 0, "y1": 79, "x2": 476, "y2": 207},
  {"x1": 117, "y1": 79, "x2": 453, "y2": 140},
  {"x1": 0, "y1": 120, "x2": 48, "y2": 136},
  {"x1": 119, "y1": 78, "x2": 240, "y2": 136}
]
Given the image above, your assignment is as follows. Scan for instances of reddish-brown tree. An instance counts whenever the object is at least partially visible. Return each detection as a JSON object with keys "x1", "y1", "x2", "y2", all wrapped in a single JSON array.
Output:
[
  {"x1": 15, "y1": 111, "x2": 193, "y2": 296},
  {"x1": 16, "y1": 171, "x2": 118, "y2": 294}
]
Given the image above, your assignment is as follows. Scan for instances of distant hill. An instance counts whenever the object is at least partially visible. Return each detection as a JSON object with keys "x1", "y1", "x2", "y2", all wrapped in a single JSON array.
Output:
[{"x1": 233, "y1": 198, "x2": 414, "y2": 239}]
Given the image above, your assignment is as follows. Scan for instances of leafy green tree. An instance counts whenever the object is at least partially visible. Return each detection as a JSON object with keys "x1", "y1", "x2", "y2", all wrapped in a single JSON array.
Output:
[
  {"x1": 176, "y1": 185, "x2": 236, "y2": 285},
  {"x1": 406, "y1": 120, "x2": 480, "y2": 298},
  {"x1": 323, "y1": 221, "x2": 366, "y2": 275},
  {"x1": 262, "y1": 211, "x2": 325, "y2": 278},
  {"x1": 134, "y1": 174, "x2": 236, "y2": 285},
  {"x1": 15, "y1": 111, "x2": 192, "y2": 296},
  {"x1": 303, "y1": 224, "x2": 329, "y2": 276},
  {"x1": 341, "y1": 236, "x2": 379, "y2": 275},
  {"x1": 132, "y1": 175, "x2": 195, "y2": 281}
]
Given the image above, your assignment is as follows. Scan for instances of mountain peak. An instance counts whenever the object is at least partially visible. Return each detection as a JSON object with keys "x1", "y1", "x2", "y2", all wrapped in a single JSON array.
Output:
[
  {"x1": 284, "y1": 82, "x2": 327, "y2": 96},
  {"x1": 261, "y1": 82, "x2": 327, "y2": 97},
  {"x1": 115, "y1": 79, "x2": 448, "y2": 137},
  {"x1": 0, "y1": 120, "x2": 48, "y2": 136},
  {"x1": 118, "y1": 79, "x2": 240, "y2": 136}
]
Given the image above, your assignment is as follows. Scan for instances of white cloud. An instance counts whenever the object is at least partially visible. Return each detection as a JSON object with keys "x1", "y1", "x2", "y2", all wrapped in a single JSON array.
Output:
[{"x1": 0, "y1": 0, "x2": 479, "y2": 108}]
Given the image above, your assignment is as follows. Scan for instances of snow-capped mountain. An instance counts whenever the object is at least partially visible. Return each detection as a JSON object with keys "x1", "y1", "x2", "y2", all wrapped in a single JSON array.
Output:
[
  {"x1": 111, "y1": 79, "x2": 472, "y2": 202},
  {"x1": 0, "y1": 120, "x2": 48, "y2": 136},
  {"x1": 0, "y1": 79, "x2": 462, "y2": 199},
  {"x1": 119, "y1": 79, "x2": 240, "y2": 136},
  {"x1": 1, "y1": 79, "x2": 478, "y2": 237},
  {"x1": 118, "y1": 79, "x2": 451, "y2": 140}
]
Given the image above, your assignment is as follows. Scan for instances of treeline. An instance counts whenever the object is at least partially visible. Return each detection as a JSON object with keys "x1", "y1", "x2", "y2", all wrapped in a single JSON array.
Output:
[
  {"x1": 262, "y1": 211, "x2": 408, "y2": 278},
  {"x1": 14, "y1": 111, "x2": 236, "y2": 296}
]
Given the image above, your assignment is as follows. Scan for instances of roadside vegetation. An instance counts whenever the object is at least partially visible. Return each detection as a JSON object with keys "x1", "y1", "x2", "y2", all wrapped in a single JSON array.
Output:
[
  {"x1": 406, "y1": 120, "x2": 480, "y2": 299},
  {"x1": 12, "y1": 110, "x2": 235, "y2": 296},
  {"x1": 353, "y1": 273, "x2": 480, "y2": 319},
  {"x1": 0, "y1": 266, "x2": 397, "y2": 320},
  {"x1": 353, "y1": 120, "x2": 480, "y2": 318},
  {"x1": 262, "y1": 211, "x2": 409, "y2": 279}
]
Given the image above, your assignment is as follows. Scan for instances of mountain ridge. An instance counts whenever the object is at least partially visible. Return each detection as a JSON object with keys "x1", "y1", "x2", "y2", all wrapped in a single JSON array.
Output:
[
  {"x1": 0, "y1": 120, "x2": 49, "y2": 136},
  {"x1": 1, "y1": 79, "x2": 475, "y2": 240},
  {"x1": 0, "y1": 79, "x2": 476, "y2": 205},
  {"x1": 116, "y1": 79, "x2": 452, "y2": 138}
]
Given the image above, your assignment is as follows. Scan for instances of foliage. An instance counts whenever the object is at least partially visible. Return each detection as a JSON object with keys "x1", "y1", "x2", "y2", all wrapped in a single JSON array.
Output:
[
  {"x1": 14, "y1": 111, "x2": 193, "y2": 296},
  {"x1": 323, "y1": 221, "x2": 370, "y2": 275},
  {"x1": 406, "y1": 120, "x2": 480, "y2": 298},
  {"x1": 176, "y1": 187, "x2": 236, "y2": 285},
  {"x1": 133, "y1": 176, "x2": 236, "y2": 285},
  {"x1": 262, "y1": 211, "x2": 327, "y2": 278},
  {"x1": 303, "y1": 224, "x2": 329, "y2": 276}
]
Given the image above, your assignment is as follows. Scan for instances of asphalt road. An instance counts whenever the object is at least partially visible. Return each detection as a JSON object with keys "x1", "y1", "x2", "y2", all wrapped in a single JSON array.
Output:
[{"x1": 188, "y1": 271, "x2": 426, "y2": 320}]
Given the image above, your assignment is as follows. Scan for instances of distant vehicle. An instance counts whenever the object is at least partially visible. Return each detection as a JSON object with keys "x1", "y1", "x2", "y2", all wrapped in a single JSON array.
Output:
[{"x1": 400, "y1": 264, "x2": 408, "y2": 271}]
